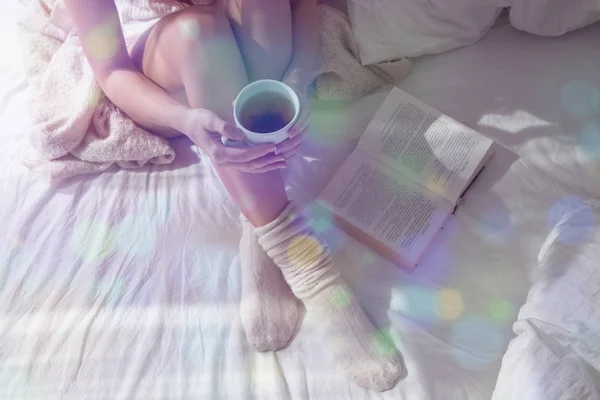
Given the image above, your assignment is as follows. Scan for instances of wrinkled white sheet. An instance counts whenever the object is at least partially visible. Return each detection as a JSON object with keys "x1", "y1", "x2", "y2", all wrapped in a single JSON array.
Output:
[
  {"x1": 493, "y1": 199, "x2": 600, "y2": 400},
  {"x1": 1, "y1": 4, "x2": 600, "y2": 399}
]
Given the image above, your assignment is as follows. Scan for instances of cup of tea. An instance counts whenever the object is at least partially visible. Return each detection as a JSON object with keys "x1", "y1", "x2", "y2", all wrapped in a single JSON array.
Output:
[{"x1": 225, "y1": 79, "x2": 300, "y2": 146}]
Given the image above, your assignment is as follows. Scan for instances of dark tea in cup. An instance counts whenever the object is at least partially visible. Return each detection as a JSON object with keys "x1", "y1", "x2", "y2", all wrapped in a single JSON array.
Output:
[
  {"x1": 232, "y1": 79, "x2": 300, "y2": 145},
  {"x1": 239, "y1": 91, "x2": 295, "y2": 134}
]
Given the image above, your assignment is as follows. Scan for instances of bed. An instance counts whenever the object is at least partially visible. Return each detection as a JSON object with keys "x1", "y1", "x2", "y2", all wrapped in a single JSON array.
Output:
[{"x1": 1, "y1": 1, "x2": 599, "y2": 398}]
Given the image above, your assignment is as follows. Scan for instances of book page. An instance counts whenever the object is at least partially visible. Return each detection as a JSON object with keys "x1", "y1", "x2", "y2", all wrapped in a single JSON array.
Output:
[
  {"x1": 319, "y1": 150, "x2": 453, "y2": 266},
  {"x1": 357, "y1": 87, "x2": 493, "y2": 203}
]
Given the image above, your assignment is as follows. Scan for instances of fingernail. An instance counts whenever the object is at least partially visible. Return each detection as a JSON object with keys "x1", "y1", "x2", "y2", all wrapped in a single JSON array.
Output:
[
  {"x1": 277, "y1": 156, "x2": 286, "y2": 162},
  {"x1": 274, "y1": 147, "x2": 281, "y2": 155},
  {"x1": 228, "y1": 128, "x2": 242, "y2": 140}
]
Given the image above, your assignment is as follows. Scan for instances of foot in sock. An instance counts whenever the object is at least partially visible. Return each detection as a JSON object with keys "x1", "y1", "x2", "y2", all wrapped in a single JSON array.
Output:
[
  {"x1": 239, "y1": 216, "x2": 300, "y2": 352},
  {"x1": 255, "y1": 203, "x2": 404, "y2": 391}
]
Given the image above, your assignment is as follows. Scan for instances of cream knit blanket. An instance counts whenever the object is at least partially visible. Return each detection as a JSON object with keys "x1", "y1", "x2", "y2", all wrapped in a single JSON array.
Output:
[{"x1": 314, "y1": 0, "x2": 412, "y2": 101}]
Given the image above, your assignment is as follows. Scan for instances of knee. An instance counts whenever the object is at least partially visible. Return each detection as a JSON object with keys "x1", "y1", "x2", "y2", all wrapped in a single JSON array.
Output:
[
  {"x1": 147, "y1": 5, "x2": 238, "y2": 77},
  {"x1": 158, "y1": 6, "x2": 240, "y2": 71},
  {"x1": 169, "y1": 6, "x2": 229, "y2": 45}
]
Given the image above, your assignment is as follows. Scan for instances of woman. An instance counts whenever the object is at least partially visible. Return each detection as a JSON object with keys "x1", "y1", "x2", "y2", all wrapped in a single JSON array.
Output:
[{"x1": 64, "y1": 0, "x2": 402, "y2": 391}]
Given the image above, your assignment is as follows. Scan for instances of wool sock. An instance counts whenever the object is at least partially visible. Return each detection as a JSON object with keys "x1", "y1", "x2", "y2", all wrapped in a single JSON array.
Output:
[
  {"x1": 255, "y1": 203, "x2": 403, "y2": 391},
  {"x1": 239, "y1": 216, "x2": 300, "y2": 352}
]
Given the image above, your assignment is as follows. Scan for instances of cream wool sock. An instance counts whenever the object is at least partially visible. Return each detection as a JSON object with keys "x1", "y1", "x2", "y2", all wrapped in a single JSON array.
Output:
[
  {"x1": 239, "y1": 216, "x2": 300, "y2": 352},
  {"x1": 255, "y1": 203, "x2": 403, "y2": 392}
]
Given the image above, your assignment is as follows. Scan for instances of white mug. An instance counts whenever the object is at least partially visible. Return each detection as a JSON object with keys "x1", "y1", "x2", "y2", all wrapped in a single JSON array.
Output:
[{"x1": 222, "y1": 79, "x2": 300, "y2": 147}]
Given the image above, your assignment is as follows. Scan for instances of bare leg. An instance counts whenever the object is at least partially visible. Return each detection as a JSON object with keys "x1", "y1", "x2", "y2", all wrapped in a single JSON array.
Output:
[
  {"x1": 224, "y1": 0, "x2": 293, "y2": 82},
  {"x1": 131, "y1": 5, "x2": 299, "y2": 352},
  {"x1": 131, "y1": 5, "x2": 404, "y2": 388},
  {"x1": 131, "y1": 5, "x2": 289, "y2": 226},
  {"x1": 216, "y1": 0, "x2": 295, "y2": 225}
]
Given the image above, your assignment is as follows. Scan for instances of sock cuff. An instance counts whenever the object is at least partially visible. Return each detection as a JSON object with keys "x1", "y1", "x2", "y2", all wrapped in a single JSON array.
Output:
[{"x1": 254, "y1": 201, "x2": 297, "y2": 237}]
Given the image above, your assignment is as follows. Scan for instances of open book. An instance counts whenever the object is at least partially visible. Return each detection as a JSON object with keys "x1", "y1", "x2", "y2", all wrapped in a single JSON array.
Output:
[{"x1": 316, "y1": 87, "x2": 494, "y2": 270}]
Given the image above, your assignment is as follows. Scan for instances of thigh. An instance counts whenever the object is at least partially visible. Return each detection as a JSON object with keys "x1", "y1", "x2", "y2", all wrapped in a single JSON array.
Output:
[
  {"x1": 223, "y1": 0, "x2": 293, "y2": 82},
  {"x1": 129, "y1": 4, "x2": 249, "y2": 132},
  {"x1": 130, "y1": 5, "x2": 246, "y2": 102},
  {"x1": 130, "y1": 13, "x2": 192, "y2": 107}
]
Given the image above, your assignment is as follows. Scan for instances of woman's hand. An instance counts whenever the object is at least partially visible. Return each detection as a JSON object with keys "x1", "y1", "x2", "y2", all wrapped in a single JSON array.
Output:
[
  {"x1": 182, "y1": 108, "x2": 287, "y2": 173},
  {"x1": 275, "y1": 81, "x2": 311, "y2": 159}
]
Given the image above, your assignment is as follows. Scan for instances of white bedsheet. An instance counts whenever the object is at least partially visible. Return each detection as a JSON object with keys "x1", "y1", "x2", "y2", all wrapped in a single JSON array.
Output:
[{"x1": 2, "y1": 4, "x2": 600, "y2": 398}]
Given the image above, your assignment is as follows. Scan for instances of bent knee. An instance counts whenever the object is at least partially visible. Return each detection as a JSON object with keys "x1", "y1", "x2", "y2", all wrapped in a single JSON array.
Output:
[
  {"x1": 167, "y1": 6, "x2": 230, "y2": 44},
  {"x1": 145, "y1": 5, "x2": 239, "y2": 76}
]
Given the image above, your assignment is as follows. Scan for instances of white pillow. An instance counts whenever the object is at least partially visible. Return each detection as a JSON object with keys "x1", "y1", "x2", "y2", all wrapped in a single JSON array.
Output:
[
  {"x1": 509, "y1": 0, "x2": 600, "y2": 36},
  {"x1": 347, "y1": 0, "x2": 503, "y2": 65}
]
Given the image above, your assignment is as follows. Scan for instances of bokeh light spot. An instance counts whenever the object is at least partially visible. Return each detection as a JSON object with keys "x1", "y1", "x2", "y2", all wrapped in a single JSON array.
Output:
[
  {"x1": 309, "y1": 207, "x2": 344, "y2": 251},
  {"x1": 86, "y1": 86, "x2": 103, "y2": 110},
  {"x1": 70, "y1": 219, "x2": 116, "y2": 263},
  {"x1": 179, "y1": 19, "x2": 201, "y2": 40},
  {"x1": 86, "y1": 17, "x2": 120, "y2": 61},
  {"x1": 331, "y1": 285, "x2": 352, "y2": 308},
  {"x1": 392, "y1": 286, "x2": 437, "y2": 323},
  {"x1": 310, "y1": 108, "x2": 351, "y2": 145},
  {"x1": 313, "y1": 216, "x2": 332, "y2": 234},
  {"x1": 424, "y1": 175, "x2": 445, "y2": 196},
  {"x1": 286, "y1": 235, "x2": 323, "y2": 268},
  {"x1": 560, "y1": 80, "x2": 599, "y2": 117},
  {"x1": 488, "y1": 298, "x2": 515, "y2": 323},
  {"x1": 580, "y1": 122, "x2": 600, "y2": 161},
  {"x1": 371, "y1": 329, "x2": 397, "y2": 358},
  {"x1": 451, "y1": 316, "x2": 505, "y2": 369},
  {"x1": 117, "y1": 214, "x2": 157, "y2": 257},
  {"x1": 546, "y1": 197, "x2": 595, "y2": 245},
  {"x1": 320, "y1": 226, "x2": 343, "y2": 252},
  {"x1": 435, "y1": 288, "x2": 464, "y2": 321},
  {"x1": 362, "y1": 252, "x2": 375, "y2": 267}
]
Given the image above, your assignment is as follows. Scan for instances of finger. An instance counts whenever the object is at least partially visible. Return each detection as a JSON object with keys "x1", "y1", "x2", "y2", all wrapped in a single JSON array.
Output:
[
  {"x1": 212, "y1": 141, "x2": 276, "y2": 164},
  {"x1": 242, "y1": 153, "x2": 286, "y2": 170},
  {"x1": 281, "y1": 146, "x2": 301, "y2": 160},
  {"x1": 289, "y1": 107, "x2": 310, "y2": 138},
  {"x1": 221, "y1": 157, "x2": 287, "y2": 173},
  {"x1": 276, "y1": 128, "x2": 309, "y2": 155},
  {"x1": 248, "y1": 161, "x2": 288, "y2": 174},
  {"x1": 202, "y1": 110, "x2": 243, "y2": 140}
]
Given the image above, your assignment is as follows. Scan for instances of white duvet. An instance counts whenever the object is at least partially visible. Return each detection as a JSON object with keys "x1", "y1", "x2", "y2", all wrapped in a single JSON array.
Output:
[
  {"x1": 1, "y1": 4, "x2": 600, "y2": 400},
  {"x1": 493, "y1": 199, "x2": 600, "y2": 400}
]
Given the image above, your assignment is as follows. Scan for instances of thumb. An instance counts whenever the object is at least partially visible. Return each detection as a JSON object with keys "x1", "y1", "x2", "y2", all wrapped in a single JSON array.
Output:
[{"x1": 203, "y1": 110, "x2": 243, "y2": 140}]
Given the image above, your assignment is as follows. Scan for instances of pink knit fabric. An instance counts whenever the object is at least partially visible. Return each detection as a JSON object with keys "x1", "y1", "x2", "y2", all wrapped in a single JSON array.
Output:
[{"x1": 18, "y1": 0, "x2": 182, "y2": 180}]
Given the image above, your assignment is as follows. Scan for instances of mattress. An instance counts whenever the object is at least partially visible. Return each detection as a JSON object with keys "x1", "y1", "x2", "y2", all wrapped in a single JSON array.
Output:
[{"x1": 1, "y1": 3, "x2": 600, "y2": 399}]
